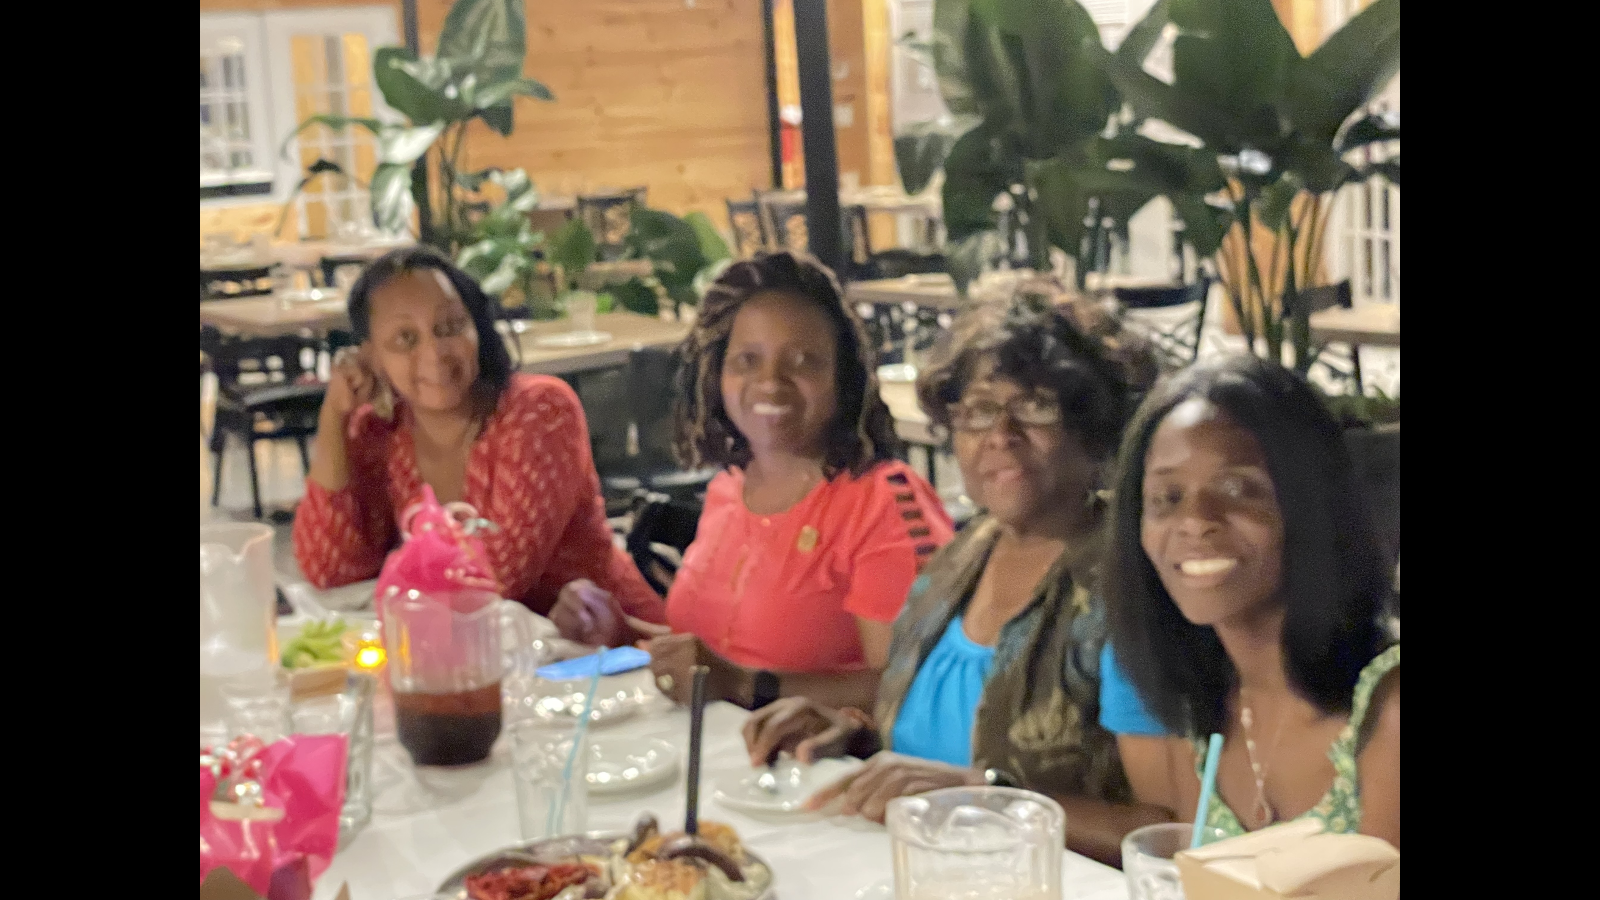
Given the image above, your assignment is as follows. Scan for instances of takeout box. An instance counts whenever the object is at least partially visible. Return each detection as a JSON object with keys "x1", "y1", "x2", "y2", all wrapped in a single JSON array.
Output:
[{"x1": 1176, "y1": 818, "x2": 1399, "y2": 900}]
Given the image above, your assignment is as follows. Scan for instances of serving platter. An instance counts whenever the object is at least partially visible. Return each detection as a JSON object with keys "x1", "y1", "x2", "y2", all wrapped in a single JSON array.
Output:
[{"x1": 435, "y1": 831, "x2": 776, "y2": 900}]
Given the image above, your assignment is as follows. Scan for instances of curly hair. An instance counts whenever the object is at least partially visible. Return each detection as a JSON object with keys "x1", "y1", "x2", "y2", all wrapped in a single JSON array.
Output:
[
  {"x1": 673, "y1": 251, "x2": 902, "y2": 477},
  {"x1": 914, "y1": 299, "x2": 1133, "y2": 461},
  {"x1": 346, "y1": 245, "x2": 515, "y2": 416},
  {"x1": 1104, "y1": 356, "x2": 1395, "y2": 737}
]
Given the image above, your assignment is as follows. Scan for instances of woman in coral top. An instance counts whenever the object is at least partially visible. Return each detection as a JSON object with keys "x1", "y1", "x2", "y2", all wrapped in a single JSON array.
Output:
[
  {"x1": 292, "y1": 246, "x2": 664, "y2": 622},
  {"x1": 551, "y1": 252, "x2": 953, "y2": 710}
]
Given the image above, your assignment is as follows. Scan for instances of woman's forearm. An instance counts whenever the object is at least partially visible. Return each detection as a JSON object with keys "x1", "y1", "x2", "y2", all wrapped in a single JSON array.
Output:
[
  {"x1": 1052, "y1": 795, "x2": 1178, "y2": 869},
  {"x1": 308, "y1": 412, "x2": 351, "y2": 492},
  {"x1": 722, "y1": 665, "x2": 883, "y2": 713}
]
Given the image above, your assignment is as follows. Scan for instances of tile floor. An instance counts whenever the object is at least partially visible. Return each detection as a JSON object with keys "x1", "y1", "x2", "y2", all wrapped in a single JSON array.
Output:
[{"x1": 200, "y1": 296, "x2": 1399, "y2": 588}]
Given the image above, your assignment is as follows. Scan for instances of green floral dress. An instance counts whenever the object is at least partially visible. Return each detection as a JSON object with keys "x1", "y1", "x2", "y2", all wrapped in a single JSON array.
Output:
[{"x1": 1194, "y1": 644, "x2": 1400, "y2": 836}]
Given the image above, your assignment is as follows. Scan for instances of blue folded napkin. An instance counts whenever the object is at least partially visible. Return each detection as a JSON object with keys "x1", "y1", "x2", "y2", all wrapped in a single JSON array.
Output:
[{"x1": 535, "y1": 646, "x2": 652, "y2": 680}]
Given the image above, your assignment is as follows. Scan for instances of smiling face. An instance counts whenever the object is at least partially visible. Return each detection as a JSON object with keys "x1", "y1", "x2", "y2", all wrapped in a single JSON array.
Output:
[
  {"x1": 951, "y1": 360, "x2": 1099, "y2": 532},
  {"x1": 364, "y1": 269, "x2": 481, "y2": 415},
  {"x1": 1139, "y1": 398, "x2": 1286, "y2": 627},
  {"x1": 719, "y1": 290, "x2": 840, "y2": 460}
]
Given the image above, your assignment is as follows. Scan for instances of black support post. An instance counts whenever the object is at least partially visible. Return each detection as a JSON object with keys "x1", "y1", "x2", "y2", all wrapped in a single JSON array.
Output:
[
  {"x1": 791, "y1": 0, "x2": 844, "y2": 279},
  {"x1": 401, "y1": 0, "x2": 433, "y2": 244},
  {"x1": 762, "y1": 0, "x2": 783, "y2": 189}
]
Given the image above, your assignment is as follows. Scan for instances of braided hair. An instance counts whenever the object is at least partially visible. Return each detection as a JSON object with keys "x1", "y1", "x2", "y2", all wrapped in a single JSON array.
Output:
[{"x1": 673, "y1": 251, "x2": 902, "y2": 477}]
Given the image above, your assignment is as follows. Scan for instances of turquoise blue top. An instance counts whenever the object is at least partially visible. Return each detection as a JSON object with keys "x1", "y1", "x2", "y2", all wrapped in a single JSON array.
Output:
[
  {"x1": 889, "y1": 615, "x2": 997, "y2": 767},
  {"x1": 1098, "y1": 642, "x2": 1168, "y2": 736}
]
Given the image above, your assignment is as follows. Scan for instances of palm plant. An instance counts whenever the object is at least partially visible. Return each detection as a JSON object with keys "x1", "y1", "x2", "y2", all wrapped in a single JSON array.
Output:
[{"x1": 1109, "y1": 0, "x2": 1400, "y2": 373}]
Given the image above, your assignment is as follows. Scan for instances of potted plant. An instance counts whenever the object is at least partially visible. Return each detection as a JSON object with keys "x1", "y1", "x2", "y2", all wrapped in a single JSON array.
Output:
[{"x1": 1107, "y1": 0, "x2": 1399, "y2": 376}]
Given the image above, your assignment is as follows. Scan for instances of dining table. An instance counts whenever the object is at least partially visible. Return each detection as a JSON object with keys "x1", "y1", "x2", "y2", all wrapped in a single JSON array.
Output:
[
  {"x1": 503, "y1": 311, "x2": 692, "y2": 377},
  {"x1": 199, "y1": 291, "x2": 351, "y2": 338},
  {"x1": 303, "y1": 642, "x2": 1130, "y2": 900}
]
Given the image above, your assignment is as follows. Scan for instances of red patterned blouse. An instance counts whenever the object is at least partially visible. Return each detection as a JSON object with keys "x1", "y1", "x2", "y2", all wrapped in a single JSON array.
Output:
[{"x1": 292, "y1": 374, "x2": 666, "y2": 621}]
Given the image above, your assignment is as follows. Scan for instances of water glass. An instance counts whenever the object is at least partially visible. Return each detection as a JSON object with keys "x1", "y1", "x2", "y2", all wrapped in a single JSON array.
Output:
[
  {"x1": 886, "y1": 786, "x2": 1064, "y2": 900},
  {"x1": 220, "y1": 673, "x2": 292, "y2": 743},
  {"x1": 509, "y1": 717, "x2": 588, "y2": 841},
  {"x1": 566, "y1": 290, "x2": 598, "y2": 335},
  {"x1": 1122, "y1": 823, "x2": 1230, "y2": 900},
  {"x1": 290, "y1": 672, "x2": 377, "y2": 848}
]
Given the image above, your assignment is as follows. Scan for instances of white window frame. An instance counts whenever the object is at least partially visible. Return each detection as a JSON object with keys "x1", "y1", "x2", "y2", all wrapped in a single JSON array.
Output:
[
  {"x1": 200, "y1": 14, "x2": 276, "y2": 206},
  {"x1": 200, "y1": 6, "x2": 400, "y2": 219}
]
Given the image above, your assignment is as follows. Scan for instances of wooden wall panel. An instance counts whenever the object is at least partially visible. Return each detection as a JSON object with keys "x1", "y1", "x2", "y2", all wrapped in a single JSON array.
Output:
[{"x1": 420, "y1": 0, "x2": 771, "y2": 229}]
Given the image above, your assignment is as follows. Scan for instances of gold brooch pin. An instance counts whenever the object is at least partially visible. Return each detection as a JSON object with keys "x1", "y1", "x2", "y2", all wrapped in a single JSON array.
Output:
[{"x1": 797, "y1": 526, "x2": 819, "y2": 553}]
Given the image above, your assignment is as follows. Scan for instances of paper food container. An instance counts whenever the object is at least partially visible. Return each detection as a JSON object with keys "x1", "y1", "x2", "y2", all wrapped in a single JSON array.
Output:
[{"x1": 1175, "y1": 818, "x2": 1399, "y2": 900}]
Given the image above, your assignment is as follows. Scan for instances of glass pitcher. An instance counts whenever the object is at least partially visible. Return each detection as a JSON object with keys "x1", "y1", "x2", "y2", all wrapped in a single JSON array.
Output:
[
  {"x1": 200, "y1": 524, "x2": 279, "y2": 737},
  {"x1": 381, "y1": 588, "x2": 548, "y2": 767},
  {"x1": 885, "y1": 786, "x2": 1065, "y2": 900}
]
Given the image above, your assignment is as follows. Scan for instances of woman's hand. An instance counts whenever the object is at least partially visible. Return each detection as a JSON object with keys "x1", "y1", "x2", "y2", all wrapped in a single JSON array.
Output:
[
  {"x1": 324, "y1": 347, "x2": 378, "y2": 426},
  {"x1": 803, "y1": 752, "x2": 985, "y2": 823},
  {"x1": 645, "y1": 633, "x2": 747, "y2": 707},
  {"x1": 742, "y1": 697, "x2": 875, "y2": 767},
  {"x1": 549, "y1": 579, "x2": 626, "y2": 647}
]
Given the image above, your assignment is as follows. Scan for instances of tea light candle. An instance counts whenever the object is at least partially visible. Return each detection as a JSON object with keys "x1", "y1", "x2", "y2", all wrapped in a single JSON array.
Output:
[{"x1": 342, "y1": 628, "x2": 386, "y2": 672}]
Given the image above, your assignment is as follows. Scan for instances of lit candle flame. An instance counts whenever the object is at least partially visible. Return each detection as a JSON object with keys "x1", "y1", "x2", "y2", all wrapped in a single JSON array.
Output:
[{"x1": 355, "y1": 642, "x2": 385, "y2": 670}]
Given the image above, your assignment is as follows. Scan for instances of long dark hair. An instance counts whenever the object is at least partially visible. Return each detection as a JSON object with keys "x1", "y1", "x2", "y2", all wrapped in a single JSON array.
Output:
[
  {"x1": 674, "y1": 251, "x2": 901, "y2": 477},
  {"x1": 1105, "y1": 356, "x2": 1394, "y2": 736},
  {"x1": 346, "y1": 245, "x2": 515, "y2": 415}
]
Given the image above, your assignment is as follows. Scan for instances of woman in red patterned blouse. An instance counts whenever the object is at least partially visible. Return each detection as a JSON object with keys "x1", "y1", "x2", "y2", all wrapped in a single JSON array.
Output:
[{"x1": 292, "y1": 247, "x2": 665, "y2": 622}]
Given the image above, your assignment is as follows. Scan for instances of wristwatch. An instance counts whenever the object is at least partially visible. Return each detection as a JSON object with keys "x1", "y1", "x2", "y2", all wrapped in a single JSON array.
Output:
[
  {"x1": 983, "y1": 767, "x2": 1020, "y2": 788},
  {"x1": 750, "y1": 670, "x2": 780, "y2": 710}
]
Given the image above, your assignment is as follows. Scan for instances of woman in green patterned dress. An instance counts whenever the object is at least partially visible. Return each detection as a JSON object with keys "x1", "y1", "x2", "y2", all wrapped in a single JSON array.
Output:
[{"x1": 1101, "y1": 355, "x2": 1400, "y2": 848}]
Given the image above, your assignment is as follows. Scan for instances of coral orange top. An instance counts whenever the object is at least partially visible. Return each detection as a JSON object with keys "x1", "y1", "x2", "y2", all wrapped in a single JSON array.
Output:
[
  {"x1": 665, "y1": 460, "x2": 954, "y2": 672},
  {"x1": 292, "y1": 374, "x2": 666, "y2": 621}
]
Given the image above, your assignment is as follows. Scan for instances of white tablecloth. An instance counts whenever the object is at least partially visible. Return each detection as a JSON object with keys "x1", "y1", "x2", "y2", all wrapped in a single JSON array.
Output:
[{"x1": 314, "y1": 683, "x2": 1130, "y2": 900}]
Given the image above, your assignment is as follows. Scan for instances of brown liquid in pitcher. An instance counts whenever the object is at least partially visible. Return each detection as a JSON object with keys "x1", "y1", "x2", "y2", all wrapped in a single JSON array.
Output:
[{"x1": 392, "y1": 682, "x2": 502, "y2": 766}]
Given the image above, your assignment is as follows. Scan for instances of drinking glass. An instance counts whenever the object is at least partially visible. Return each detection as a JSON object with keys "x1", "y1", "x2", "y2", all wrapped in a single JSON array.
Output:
[
  {"x1": 1122, "y1": 823, "x2": 1230, "y2": 900},
  {"x1": 508, "y1": 717, "x2": 588, "y2": 842},
  {"x1": 290, "y1": 672, "x2": 377, "y2": 848},
  {"x1": 566, "y1": 290, "x2": 598, "y2": 336},
  {"x1": 886, "y1": 786, "x2": 1064, "y2": 900},
  {"x1": 220, "y1": 674, "x2": 292, "y2": 743}
]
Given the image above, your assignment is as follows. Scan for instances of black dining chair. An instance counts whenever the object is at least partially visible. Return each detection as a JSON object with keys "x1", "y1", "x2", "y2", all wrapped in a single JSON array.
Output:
[
  {"x1": 203, "y1": 331, "x2": 328, "y2": 520},
  {"x1": 1290, "y1": 279, "x2": 1363, "y2": 391},
  {"x1": 202, "y1": 266, "x2": 274, "y2": 302},
  {"x1": 725, "y1": 197, "x2": 770, "y2": 258},
  {"x1": 576, "y1": 188, "x2": 647, "y2": 261},
  {"x1": 624, "y1": 490, "x2": 704, "y2": 597},
  {"x1": 1114, "y1": 276, "x2": 1214, "y2": 371},
  {"x1": 318, "y1": 255, "x2": 369, "y2": 289}
]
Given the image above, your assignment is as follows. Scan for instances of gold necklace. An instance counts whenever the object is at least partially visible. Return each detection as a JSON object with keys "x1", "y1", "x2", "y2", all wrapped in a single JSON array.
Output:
[{"x1": 1238, "y1": 691, "x2": 1289, "y2": 828}]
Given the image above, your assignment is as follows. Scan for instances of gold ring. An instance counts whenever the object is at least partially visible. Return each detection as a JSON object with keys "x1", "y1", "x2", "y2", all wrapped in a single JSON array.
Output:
[{"x1": 656, "y1": 674, "x2": 675, "y2": 694}]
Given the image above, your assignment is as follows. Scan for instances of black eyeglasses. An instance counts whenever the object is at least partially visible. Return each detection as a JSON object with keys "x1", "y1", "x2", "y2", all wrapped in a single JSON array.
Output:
[{"x1": 947, "y1": 395, "x2": 1063, "y2": 432}]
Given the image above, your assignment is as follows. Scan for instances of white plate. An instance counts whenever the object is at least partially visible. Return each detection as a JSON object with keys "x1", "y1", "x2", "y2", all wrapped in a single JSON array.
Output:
[
  {"x1": 711, "y1": 757, "x2": 863, "y2": 814},
  {"x1": 505, "y1": 676, "x2": 650, "y2": 728},
  {"x1": 584, "y1": 737, "x2": 678, "y2": 795},
  {"x1": 532, "y1": 330, "x2": 612, "y2": 348}
]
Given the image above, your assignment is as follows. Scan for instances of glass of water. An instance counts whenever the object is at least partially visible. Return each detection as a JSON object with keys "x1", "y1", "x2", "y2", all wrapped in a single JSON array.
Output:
[
  {"x1": 1122, "y1": 823, "x2": 1230, "y2": 900},
  {"x1": 885, "y1": 786, "x2": 1064, "y2": 900},
  {"x1": 289, "y1": 671, "x2": 377, "y2": 848},
  {"x1": 509, "y1": 717, "x2": 588, "y2": 841}
]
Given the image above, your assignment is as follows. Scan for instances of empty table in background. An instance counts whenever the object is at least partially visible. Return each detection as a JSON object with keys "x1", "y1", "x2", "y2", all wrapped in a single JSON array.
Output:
[
  {"x1": 502, "y1": 311, "x2": 691, "y2": 377},
  {"x1": 200, "y1": 294, "x2": 350, "y2": 338}
]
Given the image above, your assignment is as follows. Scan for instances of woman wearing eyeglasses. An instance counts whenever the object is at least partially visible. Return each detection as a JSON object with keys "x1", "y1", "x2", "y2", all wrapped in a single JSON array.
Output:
[{"x1": 743, "y1": 300, "x2": 1174, "y2": 866}]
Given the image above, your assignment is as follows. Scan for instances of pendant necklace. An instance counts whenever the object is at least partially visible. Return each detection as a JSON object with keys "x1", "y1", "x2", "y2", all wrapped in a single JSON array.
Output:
[{"x1": 1238, "y1": 690, "x2": 1289, "y2": 828}]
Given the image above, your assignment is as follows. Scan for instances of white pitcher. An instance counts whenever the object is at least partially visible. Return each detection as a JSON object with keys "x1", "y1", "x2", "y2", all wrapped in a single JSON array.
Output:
[{"x1": 200, "y1": 523, "x2": 278, "y2": 733}]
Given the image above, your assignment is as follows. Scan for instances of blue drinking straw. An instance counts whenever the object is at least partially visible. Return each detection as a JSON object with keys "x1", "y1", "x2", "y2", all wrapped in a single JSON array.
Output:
[
  {"x1": 1191, "y1": 732, "x2": 1224, "y2": 848},
  {"x1": 547, "y1": 647, "x2": 606, "y2": 836}
]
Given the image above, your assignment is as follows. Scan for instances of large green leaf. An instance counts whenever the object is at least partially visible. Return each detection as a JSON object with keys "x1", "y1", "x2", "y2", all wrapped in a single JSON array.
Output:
[
  {"x1": 1114, "y1": 0, "x2": 1171, "y2": 69},
  {"x1": 1169, "y1": 194, "x2": 1234, "y2": 257},
  {"x1": 685, "y1": 212, "x2": 733, "y2": 266},
  {"x1": 893, "y1": 119, "x2": 966, "y2": 195},
  {"x1": 438, "y1": 0, "x2": 526, "y2": 77},
  {"x1": 473, "y1": 76, "x2": 554, "y2": 110},
  {"x1": 479, "y1": 251, "x2": 523, "y2": 297},
  {"x1": 626, "y1": 207, "x2": 708, "y2": 302},
  {"x1": 1337, "y1": 113, "x2": 1401, "y2": 155},
  {"x1": 1167, "y1": 0, "x2": 1298, "y2": 153},
  {"x1": 987, "y1": 0, "x2": 1117, "y2": 158},
  {"x1": 611, "y1": 278, "x2": 660, "y2": 316},
  {"x1": 1027, "y1": 157, "x2": 1090, "y2": 261},
  {"x1": 456, "y1": 237, "x2": 506, "y2": 281},
  {"x1": 941, "y1": 124, "x2": 1022, "y2": 242},
  {"x1": 932, "y1": 0, "x2": 980, "y2": 117},
  {"x1": 960, "y1": 10, "x2": 1023, "y2": 135},
  {"x1": 1257, "y1": 173, "x2": 1302, "y2": 233},
  {"x1": 369, "y1": 162, "x2": 416, "y2": 234},
  {"x1": 374, "y1": 48, "x2": 460, "y2": 125},
  {"x1": 1106, "y1": 51, "x2": 1240, "y2": 152},
  {"x1": 378, "y1": 122, "x2": 445, "y2": 165},
  {"x1": 1291, "y1": 0, "x2": 1399, "y2": 149},
  {"x1": 279, "y1": 115, "x2": 382, "y2": 161},
  {"x1": 549, "y1": 218, "x2": 598, "y2": 281}
]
